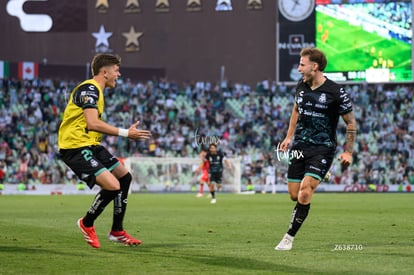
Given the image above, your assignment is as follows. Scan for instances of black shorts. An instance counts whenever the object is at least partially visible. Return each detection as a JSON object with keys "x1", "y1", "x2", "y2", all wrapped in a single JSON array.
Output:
[
  {"x1": 287, "y1": 144, "x2": 335, "y2": 182},
  {"x1": 59, "y1": 145, "x2": 120, "y2": 188},
  {"x1": 209, "y1": 172, "x2": 223, "y2": 184}
]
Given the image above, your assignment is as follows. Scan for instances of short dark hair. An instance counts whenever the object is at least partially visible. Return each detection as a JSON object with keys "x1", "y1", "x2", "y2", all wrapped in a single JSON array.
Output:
[
  {"x1": 91, "y1": 54, "x2": 121, "y2": 76},
  {"x1": 300, "y1": 47, "x2": 327, "y2": 72},
  {"x1": 209, "y1": 143, "x2": 217, "y2": 149}
]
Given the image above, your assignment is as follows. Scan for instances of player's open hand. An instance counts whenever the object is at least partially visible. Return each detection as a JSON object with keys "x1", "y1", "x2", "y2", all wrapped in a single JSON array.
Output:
[{"x1": 128, "y1": 121, "x2": 151, "y2": 140}]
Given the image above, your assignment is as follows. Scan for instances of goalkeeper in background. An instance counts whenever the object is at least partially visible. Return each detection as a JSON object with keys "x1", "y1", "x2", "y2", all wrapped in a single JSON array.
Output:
[
  {"x1": 58, "y1": 53, "x2": 151, "y2": 248},
  {"x1": 195, "y1": 143, "x2": 232, "y2": 204},
  {"x1": 195, "y1": 148, "x2": 209, "y2": 197},
  {"x1": 274, "y1": 47, "x2": 357, "y2": 251}
]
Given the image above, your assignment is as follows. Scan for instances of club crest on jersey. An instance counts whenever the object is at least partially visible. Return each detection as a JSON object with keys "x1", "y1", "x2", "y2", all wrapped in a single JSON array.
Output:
[{"x1": 319, "y1": 93, "x2": 327, "y2": 103}]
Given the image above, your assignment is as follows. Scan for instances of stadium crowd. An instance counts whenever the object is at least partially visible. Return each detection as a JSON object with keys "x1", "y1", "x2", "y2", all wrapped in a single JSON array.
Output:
[{"x1": 0, "y1": 77, "x2": 413, "y2": 189}]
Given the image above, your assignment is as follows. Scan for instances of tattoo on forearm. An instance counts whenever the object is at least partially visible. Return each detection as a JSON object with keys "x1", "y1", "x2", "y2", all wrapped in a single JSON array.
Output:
[{"x1": 345, "y1": 128, "x2": 357, "y2": 154}]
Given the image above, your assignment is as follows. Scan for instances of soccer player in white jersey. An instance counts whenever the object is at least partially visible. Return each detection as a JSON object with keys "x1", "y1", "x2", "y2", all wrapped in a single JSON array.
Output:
[{"x1": 262, "y1": 161, "x2": 276, "y2": 194}]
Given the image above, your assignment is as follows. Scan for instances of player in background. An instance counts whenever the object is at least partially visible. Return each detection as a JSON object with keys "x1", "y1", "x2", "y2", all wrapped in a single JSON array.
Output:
[
  {"x1": 195, "y1": 143, "x2": 232, "y2": 204},
  {"x1": 274, "y1": 47, "x2": 357, "y2": 251},
  {"x1": 58, "y1": 53, "x2": 151, "y2": 248},
  {"x1": 196, "y1": 148, "x2": 209, "y2": 197},
  {"x1": 262, "y1": 160, "x2": 276, "y2": 194}
]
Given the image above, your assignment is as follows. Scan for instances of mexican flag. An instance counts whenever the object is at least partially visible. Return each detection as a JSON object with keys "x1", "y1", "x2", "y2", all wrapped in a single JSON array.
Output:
[
  {"x1": 18, "y1": 61, "x2": 39, "y2": 80},
  {"x1": 0, "y1": 61, "x2": 9, "y2": 78}
]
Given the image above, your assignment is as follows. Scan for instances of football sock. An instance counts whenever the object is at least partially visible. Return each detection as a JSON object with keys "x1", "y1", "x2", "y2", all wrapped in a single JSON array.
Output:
[
  {"x1": 112, "y1": 173, "x2": 132, "y2": 231},
  {"x1": 211, "y1": 191, "x2": 215, "y2": 199},
  {"x1": 287, "y1": 202, "x2": 310, "y2": 237},
  {"x1": 83, "y1": 189, "x2": 120, "y2": 227},
  {"x1": 199, "y1": 184, "x2": 204, "y2": 194}
]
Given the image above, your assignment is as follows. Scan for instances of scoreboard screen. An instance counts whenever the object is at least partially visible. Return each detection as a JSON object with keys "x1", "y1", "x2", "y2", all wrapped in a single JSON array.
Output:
[{"x1": 315, "y1": 0, "x2": 412, "y2": 82}]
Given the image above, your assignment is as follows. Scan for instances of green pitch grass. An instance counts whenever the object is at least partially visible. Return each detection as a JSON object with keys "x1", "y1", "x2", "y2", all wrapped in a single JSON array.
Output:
[
  {"x1": 0, "y1": 193, "x2": 413, "y2": 274},
  {"x1": 316, "y1": 11, "x2": 412, "y2": 74}
]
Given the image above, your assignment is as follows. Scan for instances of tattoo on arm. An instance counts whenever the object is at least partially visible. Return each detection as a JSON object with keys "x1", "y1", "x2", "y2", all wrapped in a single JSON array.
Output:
[
  {"x1": 343, "y1": 112, "x2": 357, "y2": 154},
  {"x1": 345, "y1": 127, "x2": 357, "y2": 154}
]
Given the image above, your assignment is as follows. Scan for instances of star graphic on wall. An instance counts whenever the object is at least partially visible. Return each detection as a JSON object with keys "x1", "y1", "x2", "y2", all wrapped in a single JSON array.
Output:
[
  {"x1": 125, "y1": 0, "x2": 141, "y2": 13},
  {"x1": 216, "y1": 0, "x2": 232, "y2": 11},
  {"x1": 96, "y1": 0, "x2": 109, "y2": 9},
  {"x1": 126, "y1": 0, "x2": 140, "y2": 9},
  {"x1": 122, "y1": 26, "x2": 143, "y2": 51},
  {"x1": 156, "y1": 0, "x2": 169, "y2": 8},
  {"x1": 247, "y1": 0, "x2": 262, "y2": 10},
  {"x1": 187, "y1": 0, "x2": 202, "y2": 11},
  {"x1": 188, "y1": 0, "x2": 201, "y2": 6},
  {"x1": 92, "y1": 25, "x2": 112, "y2": 47}
]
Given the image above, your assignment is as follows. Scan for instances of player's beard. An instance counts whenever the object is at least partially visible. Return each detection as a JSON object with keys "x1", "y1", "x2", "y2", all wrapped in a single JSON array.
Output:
[{"x1": 302, "y1": 73, "x2": 313, "y2": 85}]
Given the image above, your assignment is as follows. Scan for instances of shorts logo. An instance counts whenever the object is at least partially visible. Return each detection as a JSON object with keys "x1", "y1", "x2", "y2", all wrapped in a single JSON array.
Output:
[{"x1": 90, "y1": 159, "x2": 99, "y2": 167}]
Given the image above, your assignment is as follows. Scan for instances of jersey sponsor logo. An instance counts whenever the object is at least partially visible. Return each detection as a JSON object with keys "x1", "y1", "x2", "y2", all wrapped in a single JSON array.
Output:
[
  {"x1": 315, "y1": 103, "x2": 327, "y2": 109},
  {"x1": 303, "y1": 110, "x2": 324, "y2": 117},
  {"x1": 296, "y1": 90, "x2": 304, "y2": 104},
  {"x1": 79, "y1": 90, "x2": 98, "y2": 105}
]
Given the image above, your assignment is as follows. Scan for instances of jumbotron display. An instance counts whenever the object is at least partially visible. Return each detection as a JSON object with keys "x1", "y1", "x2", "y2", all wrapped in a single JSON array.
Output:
[{"x1": 315, "y1": 0, "x2": 412, "y2": 82}]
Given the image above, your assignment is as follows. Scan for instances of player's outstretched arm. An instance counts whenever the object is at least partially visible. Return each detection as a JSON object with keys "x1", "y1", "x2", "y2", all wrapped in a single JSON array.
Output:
[{"x1": 84, "y1": 109, "x2": 151, "y2": 139}]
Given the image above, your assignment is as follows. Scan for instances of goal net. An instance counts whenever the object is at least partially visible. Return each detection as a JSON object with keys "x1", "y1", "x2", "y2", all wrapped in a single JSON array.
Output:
[{"x1": 124, "y1": 157, "x2": 242, "y2": 193}]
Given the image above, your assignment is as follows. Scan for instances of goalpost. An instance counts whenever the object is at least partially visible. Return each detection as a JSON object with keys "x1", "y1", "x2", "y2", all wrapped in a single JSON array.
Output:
[{"x1": 124, "y1": 157, "x2": 242, "y2": 193}]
